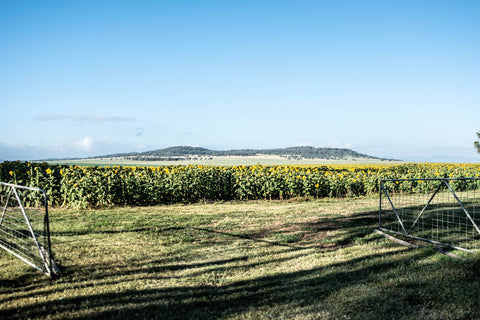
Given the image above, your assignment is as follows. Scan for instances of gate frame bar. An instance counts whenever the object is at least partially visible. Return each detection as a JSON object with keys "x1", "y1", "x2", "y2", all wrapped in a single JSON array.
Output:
[
  {"x1": 379, "y1": 177, "x2": 480, "y2": 253},
  {"x1": 0, "y1": 182, "x2": 54, "y2": 275}
]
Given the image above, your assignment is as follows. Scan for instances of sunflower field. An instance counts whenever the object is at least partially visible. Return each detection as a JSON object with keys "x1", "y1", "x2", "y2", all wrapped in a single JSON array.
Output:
[{"x1": 1, "y1": 161, "x2": 479, "y2": 208}]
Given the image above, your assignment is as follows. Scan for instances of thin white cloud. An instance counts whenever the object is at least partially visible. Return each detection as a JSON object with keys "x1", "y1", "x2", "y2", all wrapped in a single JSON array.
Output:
[
  {"x1": 1, "y1": 137, "x2": 119, "y2": 160},
  {"x1": 74, "y1": 136, "x2": 94, "y2": 151},
  {"x1": 34, "y1": 114, "x2": 134, "y2": 123}
]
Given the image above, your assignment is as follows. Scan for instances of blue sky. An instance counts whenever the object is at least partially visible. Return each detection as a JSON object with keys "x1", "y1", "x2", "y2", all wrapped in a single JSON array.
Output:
[{"x1": 1, "y1": 0, "x2": 479, "y2": 162}]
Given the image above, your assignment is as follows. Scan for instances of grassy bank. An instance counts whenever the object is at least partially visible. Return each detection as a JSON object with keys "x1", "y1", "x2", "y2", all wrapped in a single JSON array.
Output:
[{"x1": 1, "y1": 198, "x2": 480, "y2": 319}]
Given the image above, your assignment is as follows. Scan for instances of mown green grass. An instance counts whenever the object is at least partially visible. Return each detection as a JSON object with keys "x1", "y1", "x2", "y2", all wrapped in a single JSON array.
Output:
[{"x1": 1, "y1": 198, "x2": 480, "y2": 319}]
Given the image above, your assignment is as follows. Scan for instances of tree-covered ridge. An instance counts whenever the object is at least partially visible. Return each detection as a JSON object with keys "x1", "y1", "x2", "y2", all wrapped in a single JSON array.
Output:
[{"x1": 97, "y1": 146, "x2": 394, "y2": 161}]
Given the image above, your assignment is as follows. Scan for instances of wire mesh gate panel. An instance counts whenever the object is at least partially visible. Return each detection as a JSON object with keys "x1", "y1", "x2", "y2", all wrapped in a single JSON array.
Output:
[
  {"x1": 0, "y1": 182, "x2": 58, "y2": 276},
  {"x1": 379, "y1": 178, "x2": 480, "y2": 252}
]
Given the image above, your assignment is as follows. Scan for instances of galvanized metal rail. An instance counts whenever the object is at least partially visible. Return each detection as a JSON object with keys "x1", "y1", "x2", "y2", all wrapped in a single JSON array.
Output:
[
  {"x1": 379, "y1": 177, "x2": 480, "y2": 253},
  {"x1": 0, "y1": 182, "x2": 58, "y2": 276}
]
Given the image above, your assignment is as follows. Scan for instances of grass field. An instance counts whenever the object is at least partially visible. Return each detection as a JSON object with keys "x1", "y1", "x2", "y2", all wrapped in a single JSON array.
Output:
[{"x1": 1, "y1": 198, "x2": 480, "y2": 319}]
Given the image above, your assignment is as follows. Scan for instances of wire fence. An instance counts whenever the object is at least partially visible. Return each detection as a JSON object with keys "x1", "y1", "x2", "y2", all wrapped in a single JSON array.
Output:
[
  {"x1": 0, "y1": 182, "x2": 57, "y2": 276},
  {"x1": 379, "y1": 178, "x2": 480, "y2": 252}
]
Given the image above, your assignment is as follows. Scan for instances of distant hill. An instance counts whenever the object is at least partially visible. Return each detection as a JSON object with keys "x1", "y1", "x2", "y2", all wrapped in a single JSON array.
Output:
[{"x1": 92, "y1": 146, "x2": 396, "y2": 162}]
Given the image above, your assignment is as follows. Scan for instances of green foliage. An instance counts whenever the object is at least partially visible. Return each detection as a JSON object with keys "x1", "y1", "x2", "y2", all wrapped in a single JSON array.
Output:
[
  {"x1": 1, "y1": 161, "x2": 479, "y2": 208},
  {"x1": 475, "y1": 131, "x2": 480, "y2": 154}
]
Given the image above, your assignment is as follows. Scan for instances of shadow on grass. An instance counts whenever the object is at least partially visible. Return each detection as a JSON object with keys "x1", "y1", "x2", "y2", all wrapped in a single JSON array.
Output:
[
  {"x1": 298, "y1": 210, "x2": 379, "y2": 247},
  {"x1": 50, "y1": 226, "x2": 185, "y2": 236},
  {"x1": 5, "y1": 248, "x2": 475, "y2": 320},
  {"x1": 3, "y1": 210, "x2": 480, "y2": 319},
  {"x1": 188, "y1": 210, "x2": 380, "y2": 250}
]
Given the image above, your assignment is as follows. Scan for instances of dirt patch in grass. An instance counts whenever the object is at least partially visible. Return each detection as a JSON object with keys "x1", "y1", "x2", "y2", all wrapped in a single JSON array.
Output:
[{"x1": 2, "y1": 198, "x2": 479, "y2": 320}]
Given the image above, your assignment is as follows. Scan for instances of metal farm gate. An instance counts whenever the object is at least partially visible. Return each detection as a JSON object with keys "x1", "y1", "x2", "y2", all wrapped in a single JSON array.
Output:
[
  {"x1": 0, "y1": 182, "x2": 59, "y2": 276},
  {"x1": 379, "y1": 177, "x2": 480, "y2": 252}
]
